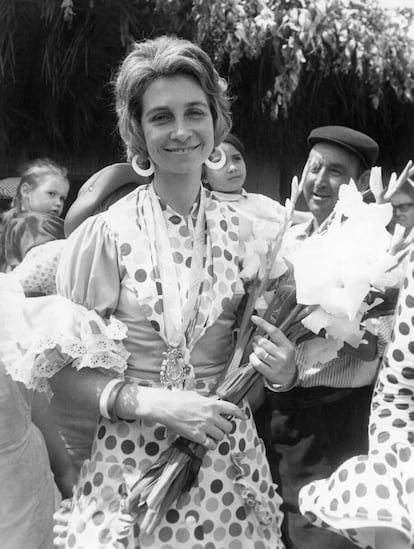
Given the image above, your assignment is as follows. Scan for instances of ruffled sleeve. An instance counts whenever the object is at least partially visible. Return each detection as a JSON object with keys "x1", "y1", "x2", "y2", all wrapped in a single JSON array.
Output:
[
  {"x1": 0, "y1": 216, "x2": 130, "y2": 395},
  {"x1": 0, "y1": 289, "x2": 129, "y2": 396}
]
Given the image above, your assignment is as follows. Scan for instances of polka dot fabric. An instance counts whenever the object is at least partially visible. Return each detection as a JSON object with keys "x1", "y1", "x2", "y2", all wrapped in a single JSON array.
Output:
[
  {"x1": 14, "y1": 239, "x2": 65, "y2": 295},
  {"x1": 59, "y1": 393, "x2": 284, "y2": 548},
  {"x1": 299, "y1": 251, "x2": 414, "y2": 548},
  {"x1": 55, "y1": 186, "x2": 284, "y2": 548},
  {"x1": 104, "y1": 186, "x2": 241, "y2": 352}
]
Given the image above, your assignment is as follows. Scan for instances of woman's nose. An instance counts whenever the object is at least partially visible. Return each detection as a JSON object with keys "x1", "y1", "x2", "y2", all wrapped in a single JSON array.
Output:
[{"x1": 171, "y1": 118, "x2": 191, "y2": 141}]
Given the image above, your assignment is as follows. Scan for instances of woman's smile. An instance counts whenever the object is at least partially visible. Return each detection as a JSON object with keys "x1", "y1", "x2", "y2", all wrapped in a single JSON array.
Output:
[{"x1": 164, "y1": 143, "x2": 201, "y2": 154}]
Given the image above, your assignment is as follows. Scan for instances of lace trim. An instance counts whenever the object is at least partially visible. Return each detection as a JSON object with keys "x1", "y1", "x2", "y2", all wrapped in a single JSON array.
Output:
[{"x1": 2, "y1": 314, "x2": 130, "y2": 396}]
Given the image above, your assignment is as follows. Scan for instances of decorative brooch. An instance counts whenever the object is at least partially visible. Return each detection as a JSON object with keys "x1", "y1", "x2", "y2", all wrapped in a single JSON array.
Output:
[{"x1": 160, "y1": 347, "x2": 191, "y2": 389}]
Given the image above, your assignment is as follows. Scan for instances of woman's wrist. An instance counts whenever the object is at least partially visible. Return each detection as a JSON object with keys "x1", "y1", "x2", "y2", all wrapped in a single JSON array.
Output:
[
  {"x1": 98, "y1": 378, "x2": 141, "y2": 422},
  {"x1": 112, "y1": 382, "x2": 158, "y2": 422}
]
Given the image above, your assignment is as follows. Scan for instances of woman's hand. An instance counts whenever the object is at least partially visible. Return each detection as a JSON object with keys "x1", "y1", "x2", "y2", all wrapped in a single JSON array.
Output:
[
  {"x1": 249, "y1": 315, "x2": 297, "y2": 388},
  {"x1": 115, "y1": 383, "x2": 246, "y2": 451}
]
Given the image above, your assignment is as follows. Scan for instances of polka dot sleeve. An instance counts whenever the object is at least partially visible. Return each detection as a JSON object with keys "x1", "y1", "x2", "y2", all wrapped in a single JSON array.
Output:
[{"x1": 370, "y1": 250, "x2": 414, "y2": 450}]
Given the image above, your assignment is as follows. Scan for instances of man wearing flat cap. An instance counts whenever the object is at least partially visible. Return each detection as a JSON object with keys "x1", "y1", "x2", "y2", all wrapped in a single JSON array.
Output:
[
  {"x1": 255, "y1": 126, "x2": 380, "y2": 549},
  {"x1": 296, "y1": 125, "x2": 378, "y2": 235}
]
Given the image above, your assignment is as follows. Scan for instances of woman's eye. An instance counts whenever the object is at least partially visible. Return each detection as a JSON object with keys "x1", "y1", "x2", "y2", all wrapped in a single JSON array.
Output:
[
  {"x1": 187, "y1": 109, "x2": 206, "y2": 118},
  {"x1": 151, "y1": 113, "x2": 170, "y2": 123}
]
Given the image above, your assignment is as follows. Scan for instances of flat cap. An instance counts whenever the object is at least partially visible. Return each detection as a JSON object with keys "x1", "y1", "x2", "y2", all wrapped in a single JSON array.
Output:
[{"x1": 308, "y1": 125, "x2": 379, "y2": 168}]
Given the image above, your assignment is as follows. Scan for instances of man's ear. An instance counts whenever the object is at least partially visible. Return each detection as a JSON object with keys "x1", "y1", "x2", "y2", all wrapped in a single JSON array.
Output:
[{"x1": 356, "y1": 169, "x2": 370, "y2": 194}]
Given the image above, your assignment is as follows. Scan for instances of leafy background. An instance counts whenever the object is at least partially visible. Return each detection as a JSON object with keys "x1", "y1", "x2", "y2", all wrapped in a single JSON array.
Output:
[{"x1": 1, "y1": 0, "x2": 413, "y2": 203}]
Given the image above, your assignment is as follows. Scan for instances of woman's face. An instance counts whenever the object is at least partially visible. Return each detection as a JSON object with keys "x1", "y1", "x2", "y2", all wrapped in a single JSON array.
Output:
[
  {"x1": 21, "y1": 175, "x2": 69, "y2": 216},
  {"x1": 140, "y1": 74, "x2": 214, "y2": 177},
  {"x1": 390, "y1": 190, "x2": 414, "y2": 235},
  {"x1": 206, "y1": 142, "x2": 247, "y2": 194}
]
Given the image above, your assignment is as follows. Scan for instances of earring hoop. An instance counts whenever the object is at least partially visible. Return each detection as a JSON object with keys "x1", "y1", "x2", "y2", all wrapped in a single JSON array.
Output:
[
  {"x1": 204, "y1": 146, "x2": 226, "y2": 170},
  {"x1": 132, "y1": 155, "x2": 155, "y2": 177}
]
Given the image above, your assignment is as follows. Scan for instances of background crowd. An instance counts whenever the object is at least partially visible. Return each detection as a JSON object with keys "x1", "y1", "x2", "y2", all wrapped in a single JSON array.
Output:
[{"x1": 0, "y1": 12, "x2": 414, "y2": 549}]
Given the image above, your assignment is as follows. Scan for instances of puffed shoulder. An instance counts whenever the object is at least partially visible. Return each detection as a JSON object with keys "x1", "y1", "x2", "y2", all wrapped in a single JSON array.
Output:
[{"x1": 57, "y1": 215, "x2": 121, "y2": 316}]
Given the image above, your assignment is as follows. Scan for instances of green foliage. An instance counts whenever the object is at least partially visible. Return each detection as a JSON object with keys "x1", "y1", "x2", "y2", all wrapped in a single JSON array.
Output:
[
  {"x1": 189, "y1": 0, "x2": 414, "y2": 119},
  {"x1": 0, "y1": 0, "x2": 413, "y2": 180}
]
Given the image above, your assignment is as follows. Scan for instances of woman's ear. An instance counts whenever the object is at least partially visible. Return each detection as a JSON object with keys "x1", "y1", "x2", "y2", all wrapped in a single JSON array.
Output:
[{"x1": 19, "y1": 182, "x2": 31, "y2": 198}]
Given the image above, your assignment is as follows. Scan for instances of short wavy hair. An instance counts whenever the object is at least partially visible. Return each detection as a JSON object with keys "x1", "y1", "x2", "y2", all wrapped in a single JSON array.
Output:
[{"x1": 114, "y1": 35, "x2": 232, "y2": 162}]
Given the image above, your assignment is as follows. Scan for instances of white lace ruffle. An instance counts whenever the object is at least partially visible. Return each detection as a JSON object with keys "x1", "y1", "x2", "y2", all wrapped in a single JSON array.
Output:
[{"x1": 1, "y1": 297, "x2": 130, "y2": 396}]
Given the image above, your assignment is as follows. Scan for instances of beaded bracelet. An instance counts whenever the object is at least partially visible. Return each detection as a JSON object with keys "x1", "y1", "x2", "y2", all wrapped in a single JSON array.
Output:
[
  {"x1": 264, "y1": 366, "x2": 299, "y2": 393},
  {"x1": 99, "y1": 378, "x2": 124, "y2": 421}
]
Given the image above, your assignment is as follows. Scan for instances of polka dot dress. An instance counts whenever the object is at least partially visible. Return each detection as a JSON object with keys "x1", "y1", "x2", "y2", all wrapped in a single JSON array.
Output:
[
  {"x1": 299, "y1": 252, "x2": 414, "y2": 548},
  {"x1": 60, "y1": 393, "x2": 283, "y2": 549},
  {"x1": 13, "y1": 239, "x2": 64, "y2": 295},
  {"x1": 55, "y1": 187, "x2": 284, "y2": 548}
]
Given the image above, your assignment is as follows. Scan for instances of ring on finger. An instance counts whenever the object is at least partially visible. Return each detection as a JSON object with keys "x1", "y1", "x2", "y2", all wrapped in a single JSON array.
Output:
[{"x1": 262, "y1": 351, "x2": 270, "y2": 363}]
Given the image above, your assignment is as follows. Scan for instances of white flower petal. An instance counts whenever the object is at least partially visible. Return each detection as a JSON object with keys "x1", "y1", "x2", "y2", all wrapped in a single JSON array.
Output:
[
  {"x1": 301, "y1": 308, "x2": 332, "y2": 334},
  {"x1": 300, "y1": 336, "x2": 344, "y2": 366},
  {"x1": 368, "y1": 166, "x2": 383, "y2": 203}
]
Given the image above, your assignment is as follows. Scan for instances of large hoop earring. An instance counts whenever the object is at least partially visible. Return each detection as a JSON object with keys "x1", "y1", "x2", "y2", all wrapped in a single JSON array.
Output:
[
  {"x1": 204, "y1": 146, "x2": 226, "y2": 170},
  {"x1": 132, "y1": 155, "x2": 155, "y2": 177}
]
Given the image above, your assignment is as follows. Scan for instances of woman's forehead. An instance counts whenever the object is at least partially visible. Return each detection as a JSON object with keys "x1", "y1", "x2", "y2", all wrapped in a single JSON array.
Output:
[{"x1": 141, "y1": 74, "x2": 208, "y2": 112}]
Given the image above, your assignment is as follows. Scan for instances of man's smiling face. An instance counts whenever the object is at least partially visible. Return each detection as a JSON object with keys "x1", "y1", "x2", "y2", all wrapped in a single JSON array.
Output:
[{"x1": 303, "y1": 142, "x2": 362, "y2": 225}]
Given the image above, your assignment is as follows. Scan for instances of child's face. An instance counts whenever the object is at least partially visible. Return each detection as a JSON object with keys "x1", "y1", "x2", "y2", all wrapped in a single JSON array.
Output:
[
  {"x1": 23, "y1": 175, "x2": 69, "y2": 216},
  {"x1": 206, "y1": 142, "x2": 247, "y2": 194}
]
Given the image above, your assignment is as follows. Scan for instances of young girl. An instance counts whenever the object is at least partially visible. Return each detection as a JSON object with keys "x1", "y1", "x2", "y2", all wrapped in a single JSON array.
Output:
[
  {"x1": 204, "y1": 133, "x2": 311, "y2": 226},
  {"x1": 0, "y1": 158, "x2": 69, "y2": 272},
  {"x1": 0, "y1": 158, "x2": 75, "y2": 548}
]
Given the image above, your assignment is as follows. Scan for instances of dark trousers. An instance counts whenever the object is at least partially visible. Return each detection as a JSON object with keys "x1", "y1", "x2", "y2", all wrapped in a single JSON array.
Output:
[{"x1": 255, "y1": 385, "x2": 373, "y2": 549}]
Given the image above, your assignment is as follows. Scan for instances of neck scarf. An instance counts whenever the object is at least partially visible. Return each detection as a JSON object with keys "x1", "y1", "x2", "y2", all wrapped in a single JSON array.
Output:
[{"x1": 104, "y1": 184, "x2": 241, "y2": 389}]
